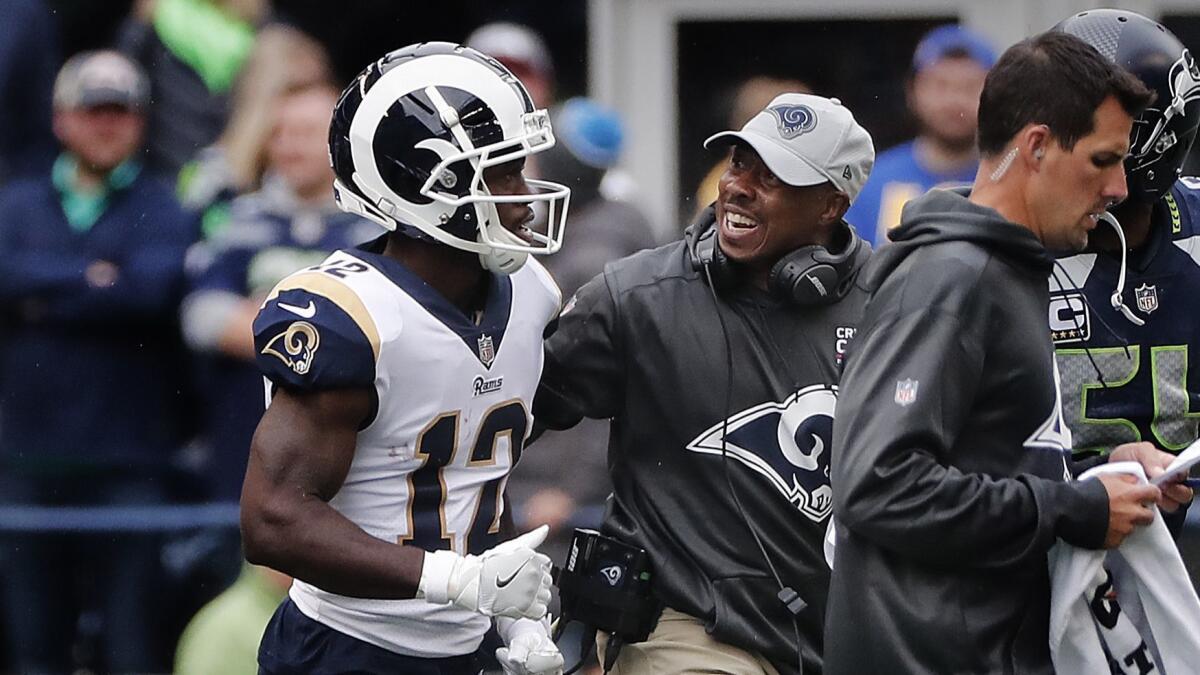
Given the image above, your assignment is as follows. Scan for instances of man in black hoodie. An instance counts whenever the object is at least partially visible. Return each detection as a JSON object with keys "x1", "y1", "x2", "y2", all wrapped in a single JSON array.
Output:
[
  {"x1": 825, "y1": 31, "x2": 1194, "y2": 674},
  {"x1": 537, "y1": 93, "x2": 874, "y2": 675}
]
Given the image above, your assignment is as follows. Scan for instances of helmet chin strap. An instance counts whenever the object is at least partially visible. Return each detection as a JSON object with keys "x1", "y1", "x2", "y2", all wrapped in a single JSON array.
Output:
[
  {"x1": 1098, "y1": 211, "x2": 1145, "y2": 327},
  {"x1": 477, "y1": 203, "x2": 530, "y2": 275}
]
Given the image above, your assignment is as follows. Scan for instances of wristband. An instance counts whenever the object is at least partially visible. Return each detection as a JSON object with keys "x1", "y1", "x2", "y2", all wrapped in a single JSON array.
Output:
[{"x1": 417, "y1": 549, "x2": 459, "y2": 604}]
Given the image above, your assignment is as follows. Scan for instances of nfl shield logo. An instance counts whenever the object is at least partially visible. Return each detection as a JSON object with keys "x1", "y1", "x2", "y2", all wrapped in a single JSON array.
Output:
[
  {"x1": 1135, "y1": 284, "x2": 1159, "y2": 314},
  {"x1": 894, "y1": 379, "x2": 919, "y2": 407},
  {"x1": 477, "y1": 333, "x2": 496, "y2": 367}
]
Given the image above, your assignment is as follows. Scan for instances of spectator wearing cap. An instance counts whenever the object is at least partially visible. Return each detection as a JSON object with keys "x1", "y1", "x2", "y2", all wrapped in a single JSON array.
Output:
[
  {"x1": 532, "y1": 93, "x2": 875, "y2": 674},
  {"x1": 0, "y1": 50, "x2": 196, "y2": 673},
  {"x1": 466, "y1": 21, "x2": 555, "y2": 107},
  {"x1": 845, "y1": 24, "x2": 995, "y2": 246},
  {"x1": 465, "y1": 23, "x2": 656, "y2": 216}
]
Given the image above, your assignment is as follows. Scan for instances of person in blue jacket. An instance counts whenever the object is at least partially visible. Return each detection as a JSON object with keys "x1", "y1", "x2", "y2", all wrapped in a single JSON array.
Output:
[
  {"x1": 845, "y1": 24, "x2": 995, "y2": 246},
  {"x1": 0, "y1": 51, "x2": 197, "y2": 673}
]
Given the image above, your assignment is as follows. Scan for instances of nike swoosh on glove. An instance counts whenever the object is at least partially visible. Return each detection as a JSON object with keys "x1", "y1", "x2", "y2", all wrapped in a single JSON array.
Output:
[
  {"x1": 496, "y1": 616, "x2": 564, "y2": 675},
  {"x1": 418, "y1": 525, "x2": 553, "y2": 619}
]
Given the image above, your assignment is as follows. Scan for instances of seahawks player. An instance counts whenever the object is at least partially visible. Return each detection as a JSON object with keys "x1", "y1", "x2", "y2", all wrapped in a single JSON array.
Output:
[
  {"x1": 1048, "y1": 16, "x2": 1200, "y2": 669},
  {"x1": 239, "y1": 43, "x2": 569, "y2": 674},
  {"x1": 1051, "y1": 11, "x2": 1200, "y2": 535}
]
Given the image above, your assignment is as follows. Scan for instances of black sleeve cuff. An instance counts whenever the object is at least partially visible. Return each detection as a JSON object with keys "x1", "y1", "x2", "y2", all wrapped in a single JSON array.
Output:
[{"x1": 1052, "y1": 478, "x2": 1110, "y2": 550}]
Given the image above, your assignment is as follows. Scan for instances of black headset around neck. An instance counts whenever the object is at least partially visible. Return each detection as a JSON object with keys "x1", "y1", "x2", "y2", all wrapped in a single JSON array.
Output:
[
  {"x1": 686, "y1": 206, "x2": 866, "y2": 306},
  {"x1": 684, "y1": 204, "x2": 867, "y2": 675}
]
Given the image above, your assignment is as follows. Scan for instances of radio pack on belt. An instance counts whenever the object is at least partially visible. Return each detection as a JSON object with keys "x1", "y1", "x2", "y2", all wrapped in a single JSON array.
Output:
[{"x1": 553, "y1": 528, "x2": 663, "y2": 673}]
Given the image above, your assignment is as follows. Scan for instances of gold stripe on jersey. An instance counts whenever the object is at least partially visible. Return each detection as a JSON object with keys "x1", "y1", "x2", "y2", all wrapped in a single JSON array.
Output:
[{"x1": 267, "y1": 272, "x2": 381, "y2": 360}]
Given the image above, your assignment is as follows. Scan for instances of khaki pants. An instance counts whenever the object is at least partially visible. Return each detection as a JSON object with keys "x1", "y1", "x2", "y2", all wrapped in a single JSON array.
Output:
[{"x1": 596, "y1": 608, "x2": 780, "y2": 675}]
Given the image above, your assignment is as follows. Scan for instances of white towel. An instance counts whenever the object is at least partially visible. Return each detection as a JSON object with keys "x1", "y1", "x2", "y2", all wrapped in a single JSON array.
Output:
[{"x1": 1049, "y1": 461, "x2": 1200, "y2": 673}]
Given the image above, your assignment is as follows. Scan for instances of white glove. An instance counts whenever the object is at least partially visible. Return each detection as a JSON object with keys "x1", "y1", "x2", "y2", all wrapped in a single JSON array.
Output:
[
  {"x1": 417, "y1": 525, "x2": 553, "y2": 619},
  {"x1": 495, "y1": 616, "x2": 564, "y2": 675}
]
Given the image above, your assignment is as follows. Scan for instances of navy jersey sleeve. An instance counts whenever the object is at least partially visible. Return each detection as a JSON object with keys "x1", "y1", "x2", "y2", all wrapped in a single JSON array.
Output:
[{"x1": 252, "y1": 285, "x2": 377, "y2": 392}]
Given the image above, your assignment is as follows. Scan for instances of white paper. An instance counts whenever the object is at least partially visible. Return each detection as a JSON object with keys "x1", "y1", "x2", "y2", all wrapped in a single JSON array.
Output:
[{"x1": 1150, "y1": 438, "x2": 1200, "y2": 486}]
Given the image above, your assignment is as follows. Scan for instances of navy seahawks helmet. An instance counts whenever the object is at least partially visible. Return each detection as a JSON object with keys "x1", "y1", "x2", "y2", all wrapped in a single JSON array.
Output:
[
  {"x1": 329, "y1": 42, "x2": 570, "y2": 274},
  {"x1": 1057, "y1": 10, "x2": 1200, "y2": 201}
]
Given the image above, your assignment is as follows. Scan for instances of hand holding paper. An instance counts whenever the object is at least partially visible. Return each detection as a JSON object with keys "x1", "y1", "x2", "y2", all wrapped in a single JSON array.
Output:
[
  {"x1": 1150, "y1": 438, "x2": 1200, "y2": 486},
  {"x1": 1108, "y1": 441, "x2": 1195, "y2": 512}
]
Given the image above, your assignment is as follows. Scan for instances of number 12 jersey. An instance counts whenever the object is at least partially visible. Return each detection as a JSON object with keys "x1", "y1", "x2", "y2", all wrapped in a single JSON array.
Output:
[{"x1": 252, "y1": 236, "x2": 561, "y2": 658}]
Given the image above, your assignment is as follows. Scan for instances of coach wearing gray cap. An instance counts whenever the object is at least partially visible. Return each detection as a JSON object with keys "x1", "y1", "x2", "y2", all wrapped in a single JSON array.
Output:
[
  {"x1": 533, "y1": 93, "x2": 874, "y2": 674},
  {"x1": 0, "y1": 50, "x2": 195, "y2": 673}
]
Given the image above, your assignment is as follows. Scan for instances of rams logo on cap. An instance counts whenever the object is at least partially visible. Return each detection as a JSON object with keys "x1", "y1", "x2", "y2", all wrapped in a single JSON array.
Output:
[{"x1": 769, "y1": 104, "x2": 817, "y2": 139}]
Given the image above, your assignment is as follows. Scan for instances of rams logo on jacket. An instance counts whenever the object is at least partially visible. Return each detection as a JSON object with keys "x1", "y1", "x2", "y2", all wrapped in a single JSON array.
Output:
[{"x1": 686, "y1": 384, "x2": 835, "y2": 522}]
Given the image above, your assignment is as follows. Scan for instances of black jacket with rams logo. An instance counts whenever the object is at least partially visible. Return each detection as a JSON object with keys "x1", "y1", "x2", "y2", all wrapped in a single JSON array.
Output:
[{"x1": 535, "y1": 212, "x2": 870, "y2": 675}]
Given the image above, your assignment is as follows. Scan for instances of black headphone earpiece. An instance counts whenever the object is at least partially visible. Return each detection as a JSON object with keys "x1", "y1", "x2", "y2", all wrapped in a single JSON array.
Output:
[
  {"x1": 767, "y1": 227, "x2": 865, "y2": 306},
  {"x1": 687, "y1": 215, "x2": 741, "y2": 292},
  {"x1": 688, "y1": 207, "x2": 864, "y2": 307}
]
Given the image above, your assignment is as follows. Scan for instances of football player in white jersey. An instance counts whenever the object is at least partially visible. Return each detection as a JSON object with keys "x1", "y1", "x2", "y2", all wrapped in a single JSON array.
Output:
[{"x1": 239, "y1": 43, "x2": 570, "y2": 675}]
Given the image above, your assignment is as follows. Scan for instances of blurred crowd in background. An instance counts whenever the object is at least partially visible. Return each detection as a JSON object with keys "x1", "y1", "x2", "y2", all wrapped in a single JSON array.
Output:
[{"x1": 0, "y1": 0, "x2": 1197, "y2": 673}]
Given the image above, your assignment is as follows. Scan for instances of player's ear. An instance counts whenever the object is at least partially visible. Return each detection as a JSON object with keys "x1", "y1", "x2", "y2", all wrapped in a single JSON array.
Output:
[{"x1": 1022, "y1": 124, "x2": 1051, "y2": 170}]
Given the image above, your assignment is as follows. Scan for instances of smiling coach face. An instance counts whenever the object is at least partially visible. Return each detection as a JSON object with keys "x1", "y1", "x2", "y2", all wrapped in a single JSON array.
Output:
[
  {"x1": 715, "y1": 144, "x2": 847, "y2": 289},
  {"x1": 704, "y1": 93, "x2": 875, "y2": 290}
]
